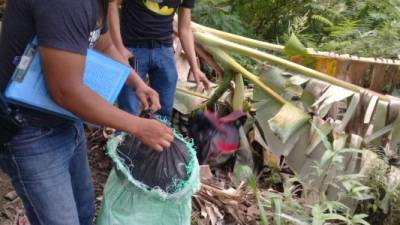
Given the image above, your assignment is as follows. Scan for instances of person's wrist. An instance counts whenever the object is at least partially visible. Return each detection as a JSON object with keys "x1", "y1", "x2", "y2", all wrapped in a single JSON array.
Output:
[
  {"x1": 116, "y1": 45, "x2": 126, "y2": 52},
  {"x1": 134, "y1": 80, "x2": 147, "y2": 90},
  {"x1": 127, "y1": 72, "x2": 146, "y2": 90},
  {"x1": 126, "y1": 116, "x2": 144, "y2": 136},
  {"x1": 192, "y1": 67, "x2": 201, "y2": 75}
]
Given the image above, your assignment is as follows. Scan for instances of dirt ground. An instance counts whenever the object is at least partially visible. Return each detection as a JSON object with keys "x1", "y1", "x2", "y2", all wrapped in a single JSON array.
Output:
[{"x1": 0, "y1": 171, "x2": 13, "y2": 216}]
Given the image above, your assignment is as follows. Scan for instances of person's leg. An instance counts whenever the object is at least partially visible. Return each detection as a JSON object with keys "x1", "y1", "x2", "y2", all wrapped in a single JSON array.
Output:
[
  {"x1": 117, "y1": 47, "x2": 150, "y2": 115},
  {"x1": 0, "y1": 122, "x2": 90, "y2": 225},
  {"x1": 148, "y1": 45, "x2": 178, "y2": 119},
  {"x1": 69, "y1": 123, "x2": 95, "y2": 225}
]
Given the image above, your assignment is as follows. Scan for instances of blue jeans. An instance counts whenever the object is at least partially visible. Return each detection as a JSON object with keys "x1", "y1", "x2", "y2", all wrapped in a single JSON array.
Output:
[
  {"x1": 0, "y1": 122, "x2": 95, "y2": 225},
  {"x1": 118, "y1": 45, "x2": 178, "y2": 119}
]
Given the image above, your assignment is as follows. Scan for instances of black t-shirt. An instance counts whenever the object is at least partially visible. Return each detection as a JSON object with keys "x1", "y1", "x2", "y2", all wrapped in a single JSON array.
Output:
[
  {"x1": 0, "y1": 0, "x2": 108, "y2": 126},
  {"x1": 120, "y1": 0, "x2": 195, "y2": 46}
]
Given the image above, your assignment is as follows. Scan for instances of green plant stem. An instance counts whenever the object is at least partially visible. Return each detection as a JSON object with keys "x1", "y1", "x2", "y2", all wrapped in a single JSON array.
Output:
[
  {"x1": 176, "y1": 87, "x2": 211, "y2": 100},
  {"x1": 193, "y1": 31, "x2": 392, "y2": 102},
  {"x1": 192, "y1": 22, "x2": 284, "y2": 53},
  {"x1": 232, "y1": 72, "x2": 245, "y2": 111},
  {"x1": 318, "y1": 151, "x2": 336, "y2": 203},
  {"x1": 206, "y1": 70, "x2": 233, "y2": 109},
  {"x1": 205, "y1": 47, "x2": 287, "y2": 105}
]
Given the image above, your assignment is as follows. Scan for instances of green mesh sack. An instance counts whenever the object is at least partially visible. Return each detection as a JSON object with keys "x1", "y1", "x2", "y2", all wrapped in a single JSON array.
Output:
[{"x1": 96, "y1": 131, "x2": 200, "y2": 225}]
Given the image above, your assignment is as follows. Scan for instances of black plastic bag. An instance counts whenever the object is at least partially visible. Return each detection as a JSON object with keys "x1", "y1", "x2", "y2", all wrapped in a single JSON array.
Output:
[
  {"x1": 116, "y1": 112, "x2": 191, "y2": 193},
  {"x1": 188, "y1": 111, "x2": 247, "y2": 164}
]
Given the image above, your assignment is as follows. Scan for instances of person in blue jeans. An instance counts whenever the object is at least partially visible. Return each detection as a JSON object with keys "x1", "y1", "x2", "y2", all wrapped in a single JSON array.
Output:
[
  {"x1": 0, "y1": 0, "x2": 173, "y2": 225},
  {"x1": 108, "y1": 0, "x2": 211, "y2": 119}
]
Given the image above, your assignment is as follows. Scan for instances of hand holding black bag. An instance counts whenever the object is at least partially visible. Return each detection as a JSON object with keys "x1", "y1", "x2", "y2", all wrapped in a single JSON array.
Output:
[{"x1": 115, "y1": 110, "x2": 191, "y2": 193}]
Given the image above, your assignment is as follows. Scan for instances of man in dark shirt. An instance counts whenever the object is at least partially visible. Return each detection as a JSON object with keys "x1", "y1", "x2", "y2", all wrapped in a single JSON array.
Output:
[
  {"x1": 108, "y1": 0, "x2": 210, "y2": 119},
  {"x1": 0, "y1": 0, "x2": 173, "y2": 224}
]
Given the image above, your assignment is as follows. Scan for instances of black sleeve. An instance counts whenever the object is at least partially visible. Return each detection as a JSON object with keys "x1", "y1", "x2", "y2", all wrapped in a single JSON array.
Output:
[
  {"x1": 101, "y1": 20, "x2": 109, "y2": 35},
  {"x1": 181, "y1": 0, "x2": 195, "y2": 9},
  {"x1": 32, "y1": 0, "x2": 91, "y2": 55}
]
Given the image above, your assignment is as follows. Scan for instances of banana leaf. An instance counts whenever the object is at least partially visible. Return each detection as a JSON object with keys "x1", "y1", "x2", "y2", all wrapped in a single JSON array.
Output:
[
  {"x1": 174, "y1": 88, "x2": 205, "y2": 115},
  {"x1": 312, "y1": 85, "x2": 354, "y2": 118},
  {"x1": 268, "y1": 103, "x2": 311, "y2": 143},
  {"x1": 254, "y1": 100, "x2": 304, "y2": 156},
  {"x1": 370, "y1": 100, "x2": 389, "y2": 146},
  {"x1": 284, "y1": 34, "x2": 316, "y2": 68},
  {"x1": 390, "y1": 105, "x2": 400, "y2": 153}
]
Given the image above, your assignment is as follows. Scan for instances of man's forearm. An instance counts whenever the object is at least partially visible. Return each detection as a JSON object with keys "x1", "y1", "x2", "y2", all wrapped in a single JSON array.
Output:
[
  {"x1": 179, "y1": 28, "x2": 200, "y2": 72},
  {"x1": 53, "y1": 83, "x2": 142, "y2": 134},
  {"x1": 108, "y1": 1, "x2": 125, "y2": 51},
  {"x1": 40, "y1": 47, "x2": 143, "y2": 135},
  {"x1": 178, "y1": 8, "x2": 200, "y2": 72},
  {"x1": 178, "y1": 9, "x2": 211, "y2": 90}
]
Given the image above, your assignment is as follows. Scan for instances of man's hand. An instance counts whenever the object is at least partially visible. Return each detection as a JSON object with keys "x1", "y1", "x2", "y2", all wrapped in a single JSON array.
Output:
[
  {"x1": 134, "y1": 118, "x2": 174, "y2": 152},
  {"x1": 119, "y1": 47, "x2": 133, "y2": 61},
  {"x1": 178, "y1": 8, "x2": 211, "y2": 92},
  {"x1": 193, "y1": 68, "x2": 211, "y2": 91},
  {"x1": 135, "y1": 83, "x2": 161, "y2": 112}
]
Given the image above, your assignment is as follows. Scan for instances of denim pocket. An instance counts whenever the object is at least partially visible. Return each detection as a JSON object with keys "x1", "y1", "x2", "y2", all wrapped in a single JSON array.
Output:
[{"x1": 12, "y1": 126, "x2": 53, "y2": 146}]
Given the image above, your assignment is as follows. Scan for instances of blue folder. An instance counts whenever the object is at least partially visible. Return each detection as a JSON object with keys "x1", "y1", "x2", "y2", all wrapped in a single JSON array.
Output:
[{"x1": 4, "y1": 39, "x2": 131, "y2": 120}]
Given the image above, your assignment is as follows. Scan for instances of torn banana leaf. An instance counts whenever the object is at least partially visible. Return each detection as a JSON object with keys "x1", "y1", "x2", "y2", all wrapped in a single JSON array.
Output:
[
  {"x1": 174, "y1": 84, "x2": 206, "y2": 114},
  {"x1": 253, "y1": 99, "x2": 281, "y2": 120},
  {"x1": 284, "y1": 34, "x2": 316, "y2": 68},
  {"x1": 268, "y1": 103, "x2": 311, "y2": 142},
  {"x1": 257, "y1": 65, "x2": 303, "y2": 99},
  {"x1": 254, "y1": 100, "x2": 304, "y2": 156},
  {"x1": 285, "y1": 124, "x2": 311, "y2": 173},
  {"x1": 300, "y1": 90, "x2": 317, "y2": 111},
  {"x1": 363, "y1": 95, "x2": 379, "y2": 124},
  {"x1": 335, "y1": 93, "x2": 361, "y2": 132},
  {"x1": 333, "y1": 132, "x2": 348, "y2": 152},
  {"x1": 370, "y1": 100, "x2": 389, "y2": 146},
  {"x1": 234, "y1": 126, "x2": 255, "y2": 174},
  {"x1": 263, "y1": 118, "x2": 306, "y2": 157},
  {"x1": 289, "y1": 75, "x2": 310, "y2": 86},
  {"x1": 389, "y1": 113, "x2": 400, "y2": 152},
  {"x1": 252, "y1": 124, "x2": 280, "y2": 169},
  {"x1": 258, "y1": 65, "x2": 287, "y2": 93},
  {"x1": 313, "y1": 85, "x2": 354, "y2": 117},
  {"x1": 284, "y1": 33, "x2": 308, "y2": 56},
  {"x1": 306, "y1": 117, "x2": 332, "y2": 155}
]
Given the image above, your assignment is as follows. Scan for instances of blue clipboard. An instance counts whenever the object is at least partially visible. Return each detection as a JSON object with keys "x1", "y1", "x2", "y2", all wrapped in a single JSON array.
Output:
[{"x1": 4, "y1": 38, "x2": 131, "y2": 120}]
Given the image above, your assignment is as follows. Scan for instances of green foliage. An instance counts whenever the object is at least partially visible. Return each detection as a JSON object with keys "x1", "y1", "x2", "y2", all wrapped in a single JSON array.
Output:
[
  {"x1": 356, "y1": 157, "x2": 400, "y2": 225},
  {"x1": 237, "y1": 124, "x2": 373, "y2": 225},
  {"x1": 231, "y1": 0, "x2": 314, "y2": 43},
  {"x1": 194, "y1": 0, "x2": 400, "y2": 57},
  {"x1": 311, "y1": 15, "x2": 334, "y2": 27},
  {"x1": 192, "y1": 0, "x2": 249, "y2": 36}
]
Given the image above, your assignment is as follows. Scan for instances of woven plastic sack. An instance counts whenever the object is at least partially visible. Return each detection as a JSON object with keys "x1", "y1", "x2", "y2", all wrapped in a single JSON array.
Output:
[{"x1": 97, "y1": 128, "x2": 200, "y2": 225}]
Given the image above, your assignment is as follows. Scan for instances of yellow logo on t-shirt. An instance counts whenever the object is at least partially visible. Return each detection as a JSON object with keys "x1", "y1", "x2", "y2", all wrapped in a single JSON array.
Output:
[{"x1": 143, "y1": 0, "x2": 175, "y2": 16}]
